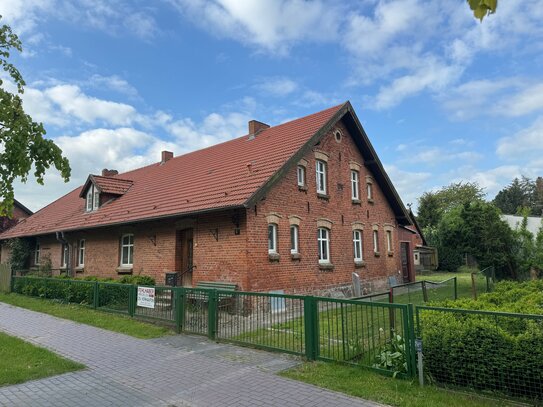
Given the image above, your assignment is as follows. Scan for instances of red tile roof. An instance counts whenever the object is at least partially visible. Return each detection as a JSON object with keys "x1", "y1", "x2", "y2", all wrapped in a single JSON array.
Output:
[
  {"x1": 2, "y1": 103, "x2": 345, "y2": 238},
  {"x1": 81, "y1": 175, "x2": 134, "y2": 196}
]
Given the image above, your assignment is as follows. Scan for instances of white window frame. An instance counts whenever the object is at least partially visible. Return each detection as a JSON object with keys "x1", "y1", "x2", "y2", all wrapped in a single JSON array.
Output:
[
  {"x1": 351, "y1": 170, "x2": 360, "y2": 200},
  {"x1": 120, "y1": 234, "x2": 134, "y2": 267},
  {"x1": 373, "y1": 230, "x2": 380, "y2": 253},
  {"x1": 316, "y1": 160, "x2": 327, "y2": 194},
  {"x1": 367, "y1": 182, "x2": 373, "y2": 200},
  {"x1": 297, "y1": 165, "x2": 306, "y2": 187},
  {"x1": 34, "y1": 242, "x2": 41, "y2": 265},
  {"x1": 386, "y1": 230, "x2": 393, "y2": 253},
  {"x1": 78, "y1": 239, "x2": 85, "y2": 267},
  {"x1": 268, "y1": 224, "x2": 278, "y2": 254},
  {"x1": 317, "y1": 227, "x2": 330, "y2": 264},
  {"x1": 86, "y1": 184, "x2": 100, "y2": 212},
  {"x1": 290, "y1": 225, "x2": 299, "y2": 254},
  {"x1": 353, "y1": 230, "x2": 363, "y2": 262},
  {"x1": 61, "y1": 244, "x2": 69, "y2": 268}
]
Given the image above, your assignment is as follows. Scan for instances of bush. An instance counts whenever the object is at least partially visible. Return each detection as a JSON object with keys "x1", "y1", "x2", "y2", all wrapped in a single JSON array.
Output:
[
  {"x1": 421, "y1": 280, "x2": 543, "y2": 400},
  {"x1": 119, "y1": 275, "x2": 155, "y2": 286}
]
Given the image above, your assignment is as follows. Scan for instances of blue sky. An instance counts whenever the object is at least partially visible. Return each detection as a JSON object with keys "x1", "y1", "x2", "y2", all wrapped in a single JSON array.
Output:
[{"x1": 1, "y1": 0, "x2": 542, "y2": 212}]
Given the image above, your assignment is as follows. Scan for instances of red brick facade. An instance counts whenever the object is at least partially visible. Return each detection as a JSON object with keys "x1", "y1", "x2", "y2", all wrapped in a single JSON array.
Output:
[
  {"x1": 1, "y1": 103, "x2": 413, "y2": 295},
  {"x1": 9, "y1": 123, "x2": 409, "y2": 295}
]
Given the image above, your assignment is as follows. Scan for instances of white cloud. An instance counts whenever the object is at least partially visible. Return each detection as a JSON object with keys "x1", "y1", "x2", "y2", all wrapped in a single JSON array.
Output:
[
  {"x1": 87, "y1": 75, "x2": 139, "y2": 98},
  {"x1": 403, "y1": 146, "x2": 482, "y2": 165},
  {"x1": 385, "y1": 165, "x2": 432, "y2": 210},
  {"x1": 254, "y1": 77, "x2": 298, "y2": 96},
  {"x1": 23, "y1": 84, "x2": 138, "y2": 127},
  {"x1": 496, "y1": 83, "x2": 543, "y2": 117},
  {"x1": 168, "y1": 0, "x2": 340, "y2": 54},
  {"x1": 496, "y1": 116, "x2": 543, "y2": 159}
]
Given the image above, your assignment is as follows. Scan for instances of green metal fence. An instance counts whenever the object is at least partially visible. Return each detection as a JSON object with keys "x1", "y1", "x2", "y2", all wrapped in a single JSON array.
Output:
[
  {"x1": 390, "y1": 278, "x2": 457, "y2": 305},
  {"x1": 416, "y1": 305, "x2": 543, "y2": 402}
]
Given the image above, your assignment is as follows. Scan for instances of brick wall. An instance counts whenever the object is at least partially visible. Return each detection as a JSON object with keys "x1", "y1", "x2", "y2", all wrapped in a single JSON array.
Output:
[{"x1": 246, "y1": 120, "x2": 403, "y2": 294}]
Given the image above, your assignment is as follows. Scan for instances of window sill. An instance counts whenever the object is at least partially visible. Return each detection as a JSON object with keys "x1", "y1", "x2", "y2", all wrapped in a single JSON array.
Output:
[
  {"x1": 374, "y1": 251, "x2": 381, "y2": 257},
  {"x1": 351, "y1": 199, "x2": 361, "y2": 205},
  {"x1": 291, "y1": 253, "x2": 301, "y2": 261},
  {"x1": 318, "y1": 262, "x2": 334, "y2": 271},
  {"x1": 268, "y1": 253, "x2": 280, "y2": 262},
  {"x1": 317, "y1": 193, "x2": 330, "y2": 201},
  {"x1": 116, "y1": 267, "x2": 133, "y2": 274},
  {"x1": 354, "y1": 261, "x2": 366, "y2": 268},
  {"x1": 367, "y1": 198, "x2": 374, "y2": 204},
  {"x1": 387, "y1": 251, "x2": 394, "y2": 257},
  {"x1": 298, "y1": 185, "x2": 308, "y2": 192}
]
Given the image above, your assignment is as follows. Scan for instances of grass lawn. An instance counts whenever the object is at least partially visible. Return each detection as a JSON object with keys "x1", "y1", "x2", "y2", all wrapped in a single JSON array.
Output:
[
  {"x1": 282, "y1": 362, "x2": 521, "y2": 407},
  {"x1": 0, "y1": 293, "x2": 173, "y2": 339},
  {"x1": 416, "y1": 270, "x2": 475, "y2": 299},
  {"x1": 0, "y1": 331, "x2": 84, "y2": 386}
]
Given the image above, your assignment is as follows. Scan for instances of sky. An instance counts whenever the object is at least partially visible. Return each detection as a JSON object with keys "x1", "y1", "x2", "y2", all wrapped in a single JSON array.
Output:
[{"x1": 1, "y1": 0, "x2": 542, "y2": 213}]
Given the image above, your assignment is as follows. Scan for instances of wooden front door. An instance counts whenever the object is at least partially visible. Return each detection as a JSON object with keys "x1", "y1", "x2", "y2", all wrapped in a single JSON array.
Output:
[
  {"x1": 175, "y1": 228, "x2": 194, "y2": 287},
  {"x1": 400, "y1": 242, "x2": 411, "y2": 283}
]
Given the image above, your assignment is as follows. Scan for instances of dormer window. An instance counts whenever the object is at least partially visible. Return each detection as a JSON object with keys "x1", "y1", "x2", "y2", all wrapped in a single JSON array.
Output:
[{"x1": 86, "y1": 184, "x2": 100, "y2": 212}]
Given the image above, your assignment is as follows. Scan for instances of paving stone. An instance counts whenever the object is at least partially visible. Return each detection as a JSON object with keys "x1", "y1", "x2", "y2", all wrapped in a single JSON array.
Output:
[{"x1": 0, "y1": 302, "x2": 385, "y2": 407}]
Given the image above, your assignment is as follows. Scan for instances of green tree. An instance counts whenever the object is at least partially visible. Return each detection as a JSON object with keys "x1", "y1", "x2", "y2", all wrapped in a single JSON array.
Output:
[
  {"x1": 0, "y1": 17, "x2": 70, "y2": 215},
  {"x1": 416, "y1": 181, "x2": 485, "y2": 229},
  {"x1": 493, "y1": 176, "x2": 542, "y2": 216},
  {"x1": 436, "y1": 202, "x2": 517, "y2": 278}
]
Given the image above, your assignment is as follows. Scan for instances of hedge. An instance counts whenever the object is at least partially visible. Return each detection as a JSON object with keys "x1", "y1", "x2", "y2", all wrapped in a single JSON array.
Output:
[{"x1": 422, "y1": 280, "x2": 543, "y2": 400}]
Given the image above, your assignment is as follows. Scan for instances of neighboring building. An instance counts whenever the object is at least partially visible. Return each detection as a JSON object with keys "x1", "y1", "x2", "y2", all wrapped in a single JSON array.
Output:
[
  {"x1": 401, "y1": 210, "x2": 438, "y2": 275},
  {"x1": 0, "y1": 199, "x2": 33, "y2": 233},
  {"x1": 502, "y1": 214, "x2": 543, "y2": 236},
  {"x1": 0, "y1": 102, "x2": 414, "y2": 295}
]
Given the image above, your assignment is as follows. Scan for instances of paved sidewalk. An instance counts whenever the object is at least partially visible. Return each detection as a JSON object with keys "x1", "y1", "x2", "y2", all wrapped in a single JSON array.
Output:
[{"x1": 0, "y1": 303, "x2": 383, "y2": 407}]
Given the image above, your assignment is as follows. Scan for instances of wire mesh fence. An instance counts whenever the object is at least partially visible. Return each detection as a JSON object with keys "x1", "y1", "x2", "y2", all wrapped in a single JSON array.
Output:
[
  {"x1": 416, "y1": 306, "x2": 543, "y2": 403},
  {"x1": 471, "y1": 266, "x2": 495, "y2": 299}
]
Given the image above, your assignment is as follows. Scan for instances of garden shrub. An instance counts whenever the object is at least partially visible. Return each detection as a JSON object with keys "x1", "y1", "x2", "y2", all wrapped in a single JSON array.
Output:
[
  {"x1": 119, "y1": 275, "x2": 155, "y2": 286},
  {"x1": 422, "y1": 280, "x2": 543, "y2": 400}
]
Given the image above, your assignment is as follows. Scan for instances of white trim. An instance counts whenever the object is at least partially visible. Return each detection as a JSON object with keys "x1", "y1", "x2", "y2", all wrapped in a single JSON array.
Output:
[
  {"x1": 61, "y1": 244, "x2": 68, "y2": 268},
  {"x1": 351, "y1": 170, "x2": 360, "y2": 200},
  {"x1": 353, "y1": 230, "x2": 363, "y2": 262},
  {"x1": 120, "y1": 234, "x2": 134, "y2": 266},
  {"x1": 78, "y1": 239, "x2": 85, "y2": 267},
  {"x1": 34, "y1": 242, "x2": 41, "y2": 265},
  {"x1": 386, "y1": 230, "x2": 393, "y2": 252},
  {"x1": 367, "y1": 182, "x2": 373, "y2": 200},
  {"x1": 297, "y1": 165, "x2": 306, "y2": 187},
  {"x1": 316, "y1": 160, "x2": 327, "y2": 194},
  {"x1": 290, "y1": 225, "x2": 299, "y2": 254},
  {"x1": 317, "y1": 227, "x2": 330, "y2": 263},
  {"x1": 268, "y1": 223, "x2": 278, "y2": 254},
  {"x1": 373, "y1": 229, "x2": 379, "y2": 253}
]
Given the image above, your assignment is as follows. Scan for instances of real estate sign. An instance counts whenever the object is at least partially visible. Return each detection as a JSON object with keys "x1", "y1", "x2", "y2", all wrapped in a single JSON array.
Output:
[{"x1": 137, "y1": 286, "x2": 155, "y2": 309}]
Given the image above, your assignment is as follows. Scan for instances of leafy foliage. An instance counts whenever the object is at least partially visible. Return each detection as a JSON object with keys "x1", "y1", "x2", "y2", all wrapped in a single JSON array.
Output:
[
  {"x1": 0, "y1": 17, "x2": 70, "y2": 215},
  {"x1": 467, "y1": 0, "x2": 497, "y2": 21},
  {"x1": 493, "y1": 176, "x2": 543, "y2": 216},
  {"x1": 422, "y1": 280, "x2": 543, "y2": 400},
  {"x1": 7, "y1": 238, "x2": 30, "y2": 271},
  {"x1": 373, "y1": 330, "x2": 407, "y2": 378},
  {"x1": 417, "y1": 182, "x2": 485, "y2": 230}
]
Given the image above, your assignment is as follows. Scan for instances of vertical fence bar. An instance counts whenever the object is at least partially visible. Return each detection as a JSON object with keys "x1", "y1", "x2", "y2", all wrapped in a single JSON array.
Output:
[
  {"x1": 304, "y1": 296, "x2": 317, "y2": 360},
  {"x1": 406, "y1": 304, "x2": 417, "y2": 378},
  {"x1": 93, "y1": 281, "x2": 99, "y2": 309},
  {"x1": 422, "y1": 281, "x2": 428, "y2": 303},
  {"x1": 129, "y1": 285, "x2": 136, "y2": 317},
  {"x1": 208, "y1": 289, "x2": 217, "y2": 340},
  {"x1": 454, "y1": 277, "x2": 458, "y2": 300},
  {"x1": 174, "y1": 288, "x2": 182, "y2": 333}
]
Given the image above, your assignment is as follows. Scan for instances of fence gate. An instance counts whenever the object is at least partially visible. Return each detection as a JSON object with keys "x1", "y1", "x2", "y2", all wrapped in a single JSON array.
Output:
[{"x1": 0, "y1": 264, "x2": 11, "y2": 293}]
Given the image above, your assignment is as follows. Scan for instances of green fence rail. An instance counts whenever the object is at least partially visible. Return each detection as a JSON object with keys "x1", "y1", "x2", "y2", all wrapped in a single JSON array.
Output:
[
  {"x1": 390, "y1": 278, "x2": 457, "y2": 305},
  {"x1": 9, "y1": 276, "x2": 415, "y2": 377},
  {"x1": 416, "y1": 305, "x2": 543, "y2": 402}
]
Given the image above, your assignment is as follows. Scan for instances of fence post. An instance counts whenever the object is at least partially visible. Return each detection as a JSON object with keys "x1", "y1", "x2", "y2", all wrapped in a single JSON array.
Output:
[
  {"x1": 129, "y1": 285, "x2": 137, "y2": 317},
  {"x1": 471, "y1": 273, "x2": 477, "y2": 300},
  {"x1": 92, "y1": 281, "x2": 99, "y2": 309},
  {"x1": 422, "y1": 281, "x2": 428, "y2": 303},
  {"x1": 208, "y1": 289, "x2": 218, "y2": 340},
  {"x1": 404, "y1": 304, "x2": 417, "y2": 378},
  {"x1": 303, "y1": 296, "x2": 318, "y2": 361},
  {"x1": 454, "y1": 277, "x2": 458, "y2": 300},
  {"x1": 174, "y1": 288, "x2": 183, "y2": 334}
]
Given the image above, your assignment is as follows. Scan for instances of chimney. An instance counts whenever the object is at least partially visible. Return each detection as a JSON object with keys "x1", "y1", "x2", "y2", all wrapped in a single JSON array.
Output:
[
  {"x1": 248, "y1": 120, "x2": 270, "y2": 138},
  {"x1": 102, "y1": 169, "x2": 118, "y2": 177},
  {"x1": 161, "y1": 150, "x2": 173, "y2": 163}
]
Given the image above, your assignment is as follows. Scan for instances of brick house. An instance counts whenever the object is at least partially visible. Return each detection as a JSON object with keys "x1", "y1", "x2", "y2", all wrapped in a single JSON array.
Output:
[{"x1": 0, "y1": 102, "x2": 414, "y2": 294}]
